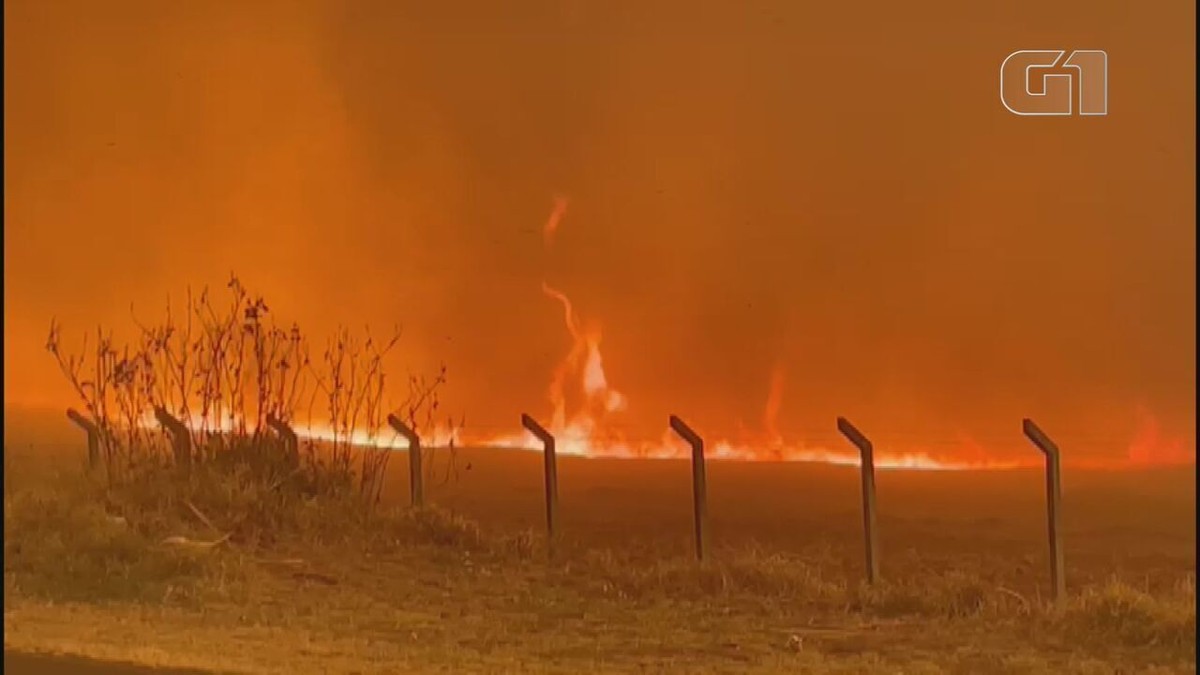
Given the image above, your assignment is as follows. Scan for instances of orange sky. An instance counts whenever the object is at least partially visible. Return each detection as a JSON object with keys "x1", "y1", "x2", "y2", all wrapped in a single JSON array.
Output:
[{"x1": 4, "y1": 0, "x2": 1195, "y2": 462}]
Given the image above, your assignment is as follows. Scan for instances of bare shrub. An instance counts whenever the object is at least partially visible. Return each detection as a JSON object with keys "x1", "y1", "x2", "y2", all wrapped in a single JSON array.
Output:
[{"x1": 46, "y1": 274, "x2": 457, "y2": 515}]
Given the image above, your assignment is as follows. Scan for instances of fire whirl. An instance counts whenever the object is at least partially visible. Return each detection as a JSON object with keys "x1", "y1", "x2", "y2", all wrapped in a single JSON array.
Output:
[
  {"x1": 447, "y1": 198, "x2": 1191, "y2": 471},
  {"x1": 131, "y1": 199, "x2": 1194, "y2": 473}
]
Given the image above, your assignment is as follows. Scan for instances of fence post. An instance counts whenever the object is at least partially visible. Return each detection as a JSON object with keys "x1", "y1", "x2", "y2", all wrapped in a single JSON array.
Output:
[
  {"x1": 668, "y1": 415, "x2": 708, "y2": 562},
  {"x1": 837, "y1": 417, "x2": 880, "y2": 585},
  {"x1": 66, "y1": 408, "x2": 100, "y2": 471},
  {"x1": 387, "y1": 415, "x2": 423, "y2": 508},
  {"x1": 1022, "y1": 418, "x2": 1065, "y2": 602},
  {"x1": 521, "y1": 414, "x2": 558, "y2": 556},
  {"x1": 264, "y1": 413, "x2": 300, "y2": 469},
  {"x1": 153, "y1": 406, "x2": 192, "y2": 471}
]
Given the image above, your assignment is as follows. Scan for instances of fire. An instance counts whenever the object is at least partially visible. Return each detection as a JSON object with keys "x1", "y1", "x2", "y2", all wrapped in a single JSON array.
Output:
[
  {"x1": 539, "y1": 281, "x2": 627, "y2": 431},
  {"x1": 128, "y1": 199, "x2": 1194, "y2": 473},
  {"x1": 134, "y1": 409, "x2": 461, "y2": 452},
  {"x1": 469, "y1": 197, "x2": 1044, "y2": 471},
  {"x1": 762, "y1": 363, "x2": 787, "y2": 455},
  {"x1": 1126, "y1": 406, "x2": 1194, "y2": 466},
  {"x1": 454, "y1": 197, "x2": 1191, "y2": 472},
  {"x1": 542, "y1": 195, "x2": 569, "y2": 249}
]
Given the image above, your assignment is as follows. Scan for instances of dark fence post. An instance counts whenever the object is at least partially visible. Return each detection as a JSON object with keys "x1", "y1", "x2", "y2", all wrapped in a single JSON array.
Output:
[
  {"x1": 387, "y1": 415, "x2": 423, "y2": 508},
  {"x1": 1022, "y1": 418, "x2": 1065, "y2": 602},
  {"x1": 668, "y1": 415, "x2": 708, "y2": 562},
  {"x1": 837, "y1": 417, "x2": 880, "y2": 585},
  {"x1": 521, "y1": 414, "x2": 558, "y2": 556},
  {"x1": 264, "y1": 413, "x2": 300, "y2": 469},
  {"x1": 66, "y1": 408, "x2": 100, "y2": 471},
  {"x1": 153, "y1": 406, "x2": 192, "y2": 472}
]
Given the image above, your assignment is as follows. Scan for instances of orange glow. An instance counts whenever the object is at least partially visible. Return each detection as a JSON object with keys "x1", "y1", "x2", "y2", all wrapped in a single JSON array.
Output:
[
  {"x1": 539, "y1": 280, "x2": 627, "y2": 429},
  {"x1": 473, "y1": 247, "x2": 1031, "y2": 470},
  {"x1": 460, "y1": 201, "x2": 1192, "y2": 471},
  {"x1": 4, "y1": 2, "x2": 1193, "y2": 475},
  {"x1": 24, "y1": 195, "x2": 1200, "y2": 474},
  {"x1": 543, "y1": 195, "x2": 569, "y2": 249},
  {"x1": 407, "y1": 199, "x2": 1188, "y2": 472},
  {"x1": 57, "y1": 196, "x2": 1200, "y2": 473},
  {"x1": 762, "y1": 363, "x2": 786, "y2": 451},
  {"x1": 1127, "y1": 406, "x2": 1194, "y2": 467}
]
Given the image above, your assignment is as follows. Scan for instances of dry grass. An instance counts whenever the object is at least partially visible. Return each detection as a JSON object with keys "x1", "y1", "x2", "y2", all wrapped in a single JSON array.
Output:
[
  {"x1": 9, "y1": 279, "x2": 1193, "y2": 672},
  {"x1": 3, "y1": 444, "x2": 1195, "y2": 674}
]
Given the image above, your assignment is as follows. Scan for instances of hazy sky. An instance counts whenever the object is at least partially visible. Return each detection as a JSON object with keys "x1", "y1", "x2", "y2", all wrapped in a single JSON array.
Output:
[{"x1": 4, "y1": 0, "x2": 1195, "y2": 459}]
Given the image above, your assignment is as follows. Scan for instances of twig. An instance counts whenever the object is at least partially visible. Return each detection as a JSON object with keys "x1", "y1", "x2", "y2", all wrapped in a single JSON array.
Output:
[
  {"x1": 268, "y1": 466, "x2": 305, "y2": 493},
  {"x1": 161, "y1": 531, "x2": 233, "y2": 550},
  {"x1": 251, "y1": 557, "x2": 307, "y2": 567},
  {"x1": 292, "y1": 571, "x2": 338, "y2": 586},
  {"x1": 183, "y1": 499, "x2": 222, "y2": 536},
  {"x1": 996, "y1": 586, "x2": 1030, "y2": 609}
]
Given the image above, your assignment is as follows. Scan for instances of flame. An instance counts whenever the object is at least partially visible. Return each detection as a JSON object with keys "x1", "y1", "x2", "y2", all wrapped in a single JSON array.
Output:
[
  {"x1": 1126, "y1": 406, "x2": 1194, "y2": 466},
  {"x1": 539, "y1": 281, "x2": 627, "y2": 426},
  {"x1": 126, "y1": 199, "x2": 1193, "y2": 473},
  {"x1": 543, "y1": 195, "x2": 569, "y2": 249},
  {"x1": 473, "y1": 197, "x2": 1046, "y2": 471},
  {"x1": 762, "y1": 363, "x2": 786, "y2": 454},
  {"x1": 134, "y1": 409, "x2": 461, "y2": 451}
]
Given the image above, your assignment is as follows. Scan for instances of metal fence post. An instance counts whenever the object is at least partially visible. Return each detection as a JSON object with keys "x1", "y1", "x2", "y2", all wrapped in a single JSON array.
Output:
[
  {"x1": 837, "y1": 417, "x2": 880, "y2": 585},
  {"x1": 1022, "y1": 418, "x2": 1065, "y2": 602},
  {"x1": 264, "y1": 413, "x2": 300, "y2": 469},
  {"x1": 669, "y1": 415, "x2": 708, "y2": 562},
  {"x1": 522, "y1": 414, "x2": 558, "y2": 556},
  {"x1": 387, "y1": 415, "x2": 423, "y2": 508},
  {"x1": 153, "y1": 406, "x2": 192, "y2": 472},
  {"x1": 66, "y1": 408, "x2": 100, "y2": 471}
]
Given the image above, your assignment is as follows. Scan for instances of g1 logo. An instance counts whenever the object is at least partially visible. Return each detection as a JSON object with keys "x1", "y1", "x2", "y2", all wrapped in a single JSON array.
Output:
[{"x1": 1000, "y1": 50, "x2": 1108, "y2": 116}]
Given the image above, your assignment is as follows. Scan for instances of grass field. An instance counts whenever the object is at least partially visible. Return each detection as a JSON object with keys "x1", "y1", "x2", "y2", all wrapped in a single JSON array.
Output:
[{"x1": 3, "y1": 416, "x2": 1196, "y2": 674}]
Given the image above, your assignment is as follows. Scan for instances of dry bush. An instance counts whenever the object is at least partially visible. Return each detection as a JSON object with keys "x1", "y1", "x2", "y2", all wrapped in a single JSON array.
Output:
[
  {"x1": 13, "y1": 275, "x2": 473, "y2": 601},
  {"x1": 3, "y1": 476, "x2": 210, "y2": 603},
  {"x1": 557, "y1": 546, "x2": 846, "y2": 605},
  {"x1": 1045, "y1": 576, "x2": 1196, "y2": 654},
  {"x1": 44, "y1": 274, "x2": 460, "y2": 523}
]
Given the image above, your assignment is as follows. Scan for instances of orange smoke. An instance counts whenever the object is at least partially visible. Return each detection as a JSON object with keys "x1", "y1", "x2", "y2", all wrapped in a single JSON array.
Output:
[
  {"x1": 542, "y1": 195, "x2": 569, "y2": 249},
  {"x1": 455, "y1": 198, "x2": 1193, "y2": 472},
  {"x1": 1126, "y1": 406, "x2": 1194, "y2": 466},
  {"x1": 466, "y1": 198, "x2": 1044, "y2": 470},
  {"x1": 762, "y1": 363, "x2": 786, "y2": 451},
  {"x1": 71, "y1": 196, "x2": 1197, "y2": 474}
]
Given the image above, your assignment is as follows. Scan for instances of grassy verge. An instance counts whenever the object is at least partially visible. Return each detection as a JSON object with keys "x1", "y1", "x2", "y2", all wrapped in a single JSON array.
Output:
[{"x1": 4, "y1": 448, "x2": 1195, "y2": 674}]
